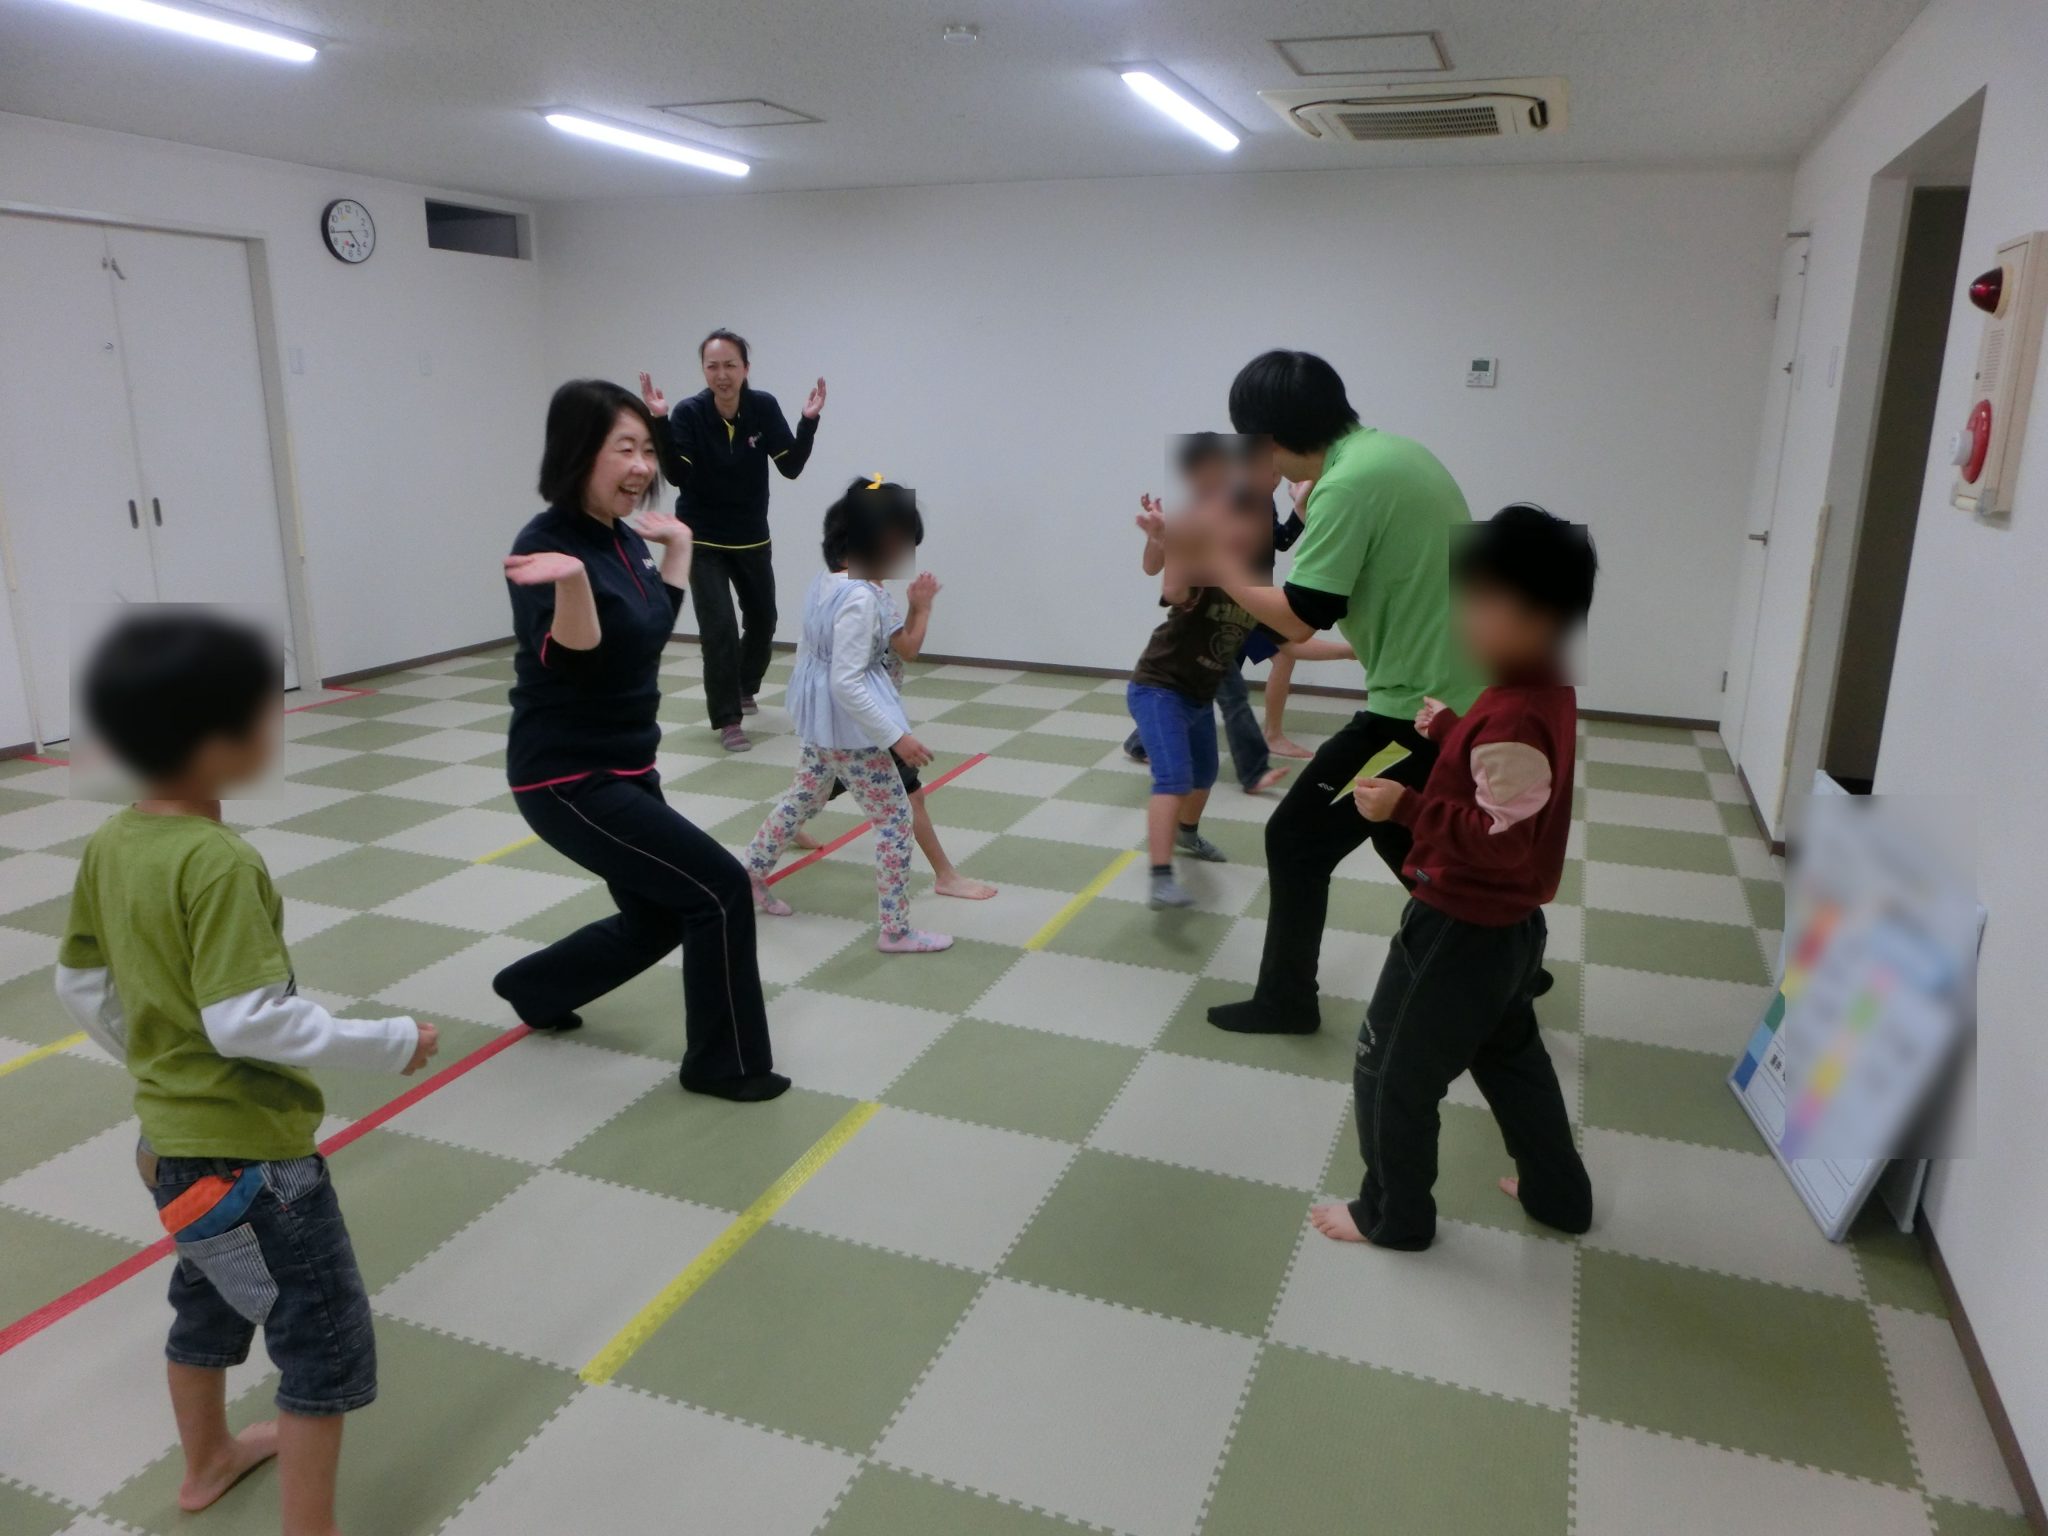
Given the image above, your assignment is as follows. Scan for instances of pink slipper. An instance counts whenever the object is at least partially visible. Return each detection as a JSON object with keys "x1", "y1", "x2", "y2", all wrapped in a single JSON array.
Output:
[
  {"x1": 877, "y1": 929, "x2": 952, "y2": 954},
  {"x1": 751, "y1": 875, "x2": 792, "y2": 917}
]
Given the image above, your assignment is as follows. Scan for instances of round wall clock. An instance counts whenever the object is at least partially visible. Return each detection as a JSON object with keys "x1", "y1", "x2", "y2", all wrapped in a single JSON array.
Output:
[{"x1": 321, "y1": 199, "x2": 376, "y2": 264}]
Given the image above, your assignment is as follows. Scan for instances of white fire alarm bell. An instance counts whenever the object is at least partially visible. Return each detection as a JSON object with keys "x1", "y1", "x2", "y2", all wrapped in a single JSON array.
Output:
[{"x1": 1951, "y1": 231, "x2": 2048, "y2": 520}]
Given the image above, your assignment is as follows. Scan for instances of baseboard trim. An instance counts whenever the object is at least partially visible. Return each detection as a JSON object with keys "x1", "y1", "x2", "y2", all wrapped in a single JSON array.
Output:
[
  {"x1": 1735, "y1": 763, "x2": 1787, "y2": 856},
  {"x1": 324, "y1": 637, "x2": 514, "y2": 689},
  {"x1": 1921, "y1": 1220, "x2": 2047, "y2": 1532}
]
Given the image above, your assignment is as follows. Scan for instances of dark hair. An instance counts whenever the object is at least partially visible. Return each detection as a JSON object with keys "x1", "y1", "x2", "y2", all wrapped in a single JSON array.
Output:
[
  {"x1": 822, "y1": 478, "x2": 924, "y2": 570},
  {"x1": 1453, "y1": 503, "x2": 1598, "y2": 627},
  {"x1": 83, "y1": 608, "x2": 282, "y2": 781},
  {"x1": 699, "y1": 328, "x2": 750, "y2": 365},
  {"x1": 1174, "y1": 431, "x2": 1233, "y2": 477},
  {"x1": 1227, "y1": 350, "x2": 1360, "y2": 454},
  {"x1": 537, "y1": 379, "x2": 658, "y2": 510}
]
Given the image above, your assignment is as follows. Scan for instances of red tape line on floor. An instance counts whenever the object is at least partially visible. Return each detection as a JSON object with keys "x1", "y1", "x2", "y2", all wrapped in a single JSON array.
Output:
[
  {"x1": 284, "y1": 686, "x2": 376, "y2": 715},
  {"x1": 0, "y1": 750, "x2": 990, "y2": 1356},
  {"x1": 0, "y1": 1024, "x2": 531, "y2": 1359}
]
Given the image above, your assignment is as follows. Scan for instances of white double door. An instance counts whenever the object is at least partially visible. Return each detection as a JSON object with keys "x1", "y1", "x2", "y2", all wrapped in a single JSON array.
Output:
[{"x1": 0, "y1": 213, "x2": 297, "y2": 746}]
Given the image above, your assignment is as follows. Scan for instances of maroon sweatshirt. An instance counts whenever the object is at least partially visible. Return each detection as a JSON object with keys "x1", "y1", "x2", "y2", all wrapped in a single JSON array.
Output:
[{"x1": 1391, "y1": 677, "x2": 1577, "y2": 927}]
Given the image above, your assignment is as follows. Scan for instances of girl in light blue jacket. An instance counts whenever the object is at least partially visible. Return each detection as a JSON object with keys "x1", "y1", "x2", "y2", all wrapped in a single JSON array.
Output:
[{"x1": 746, "y1": 480, "x2": 952, "y2": 953}]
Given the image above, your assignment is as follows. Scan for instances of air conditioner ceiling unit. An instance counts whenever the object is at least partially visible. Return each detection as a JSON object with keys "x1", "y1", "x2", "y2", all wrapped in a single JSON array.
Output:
[{"x1": 1260, "y1": 77, "x2": 1567, "y2": 143}]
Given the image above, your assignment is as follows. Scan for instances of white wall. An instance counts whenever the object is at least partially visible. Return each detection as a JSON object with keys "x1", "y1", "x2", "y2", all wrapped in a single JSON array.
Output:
[
  {"x1": 0, "y1": 112, "x2": 549, "y2": 688},
  {"x1": 539, "y1": 164, "x2": 1788, "y2": 719},
  {"x1": 1736, "y1": 0, "x2": 2048, "y2": 1478}
]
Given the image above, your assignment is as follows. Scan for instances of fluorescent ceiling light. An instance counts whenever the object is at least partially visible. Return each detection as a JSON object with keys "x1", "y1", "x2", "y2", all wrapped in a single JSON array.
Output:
[
  {"x1": 1121, "y1": 69, "x2": 1239, "y2": 153},
  {"x1": 544, "y1": 112, "x2": 750, "y2": 178},
  {"x1": 49, "y1": 0, "x2": 317, "y2": 62}
]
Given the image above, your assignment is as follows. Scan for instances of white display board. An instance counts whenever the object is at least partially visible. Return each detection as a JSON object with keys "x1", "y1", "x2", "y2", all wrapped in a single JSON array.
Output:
[{"x1": 1729, "y1": 778, "x2": 1981, "y2": 1241}]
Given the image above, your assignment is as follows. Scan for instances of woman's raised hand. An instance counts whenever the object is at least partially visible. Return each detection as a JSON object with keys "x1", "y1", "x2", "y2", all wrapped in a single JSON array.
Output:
[
  {"x1": 638, "y1": 372, "x2": 671, "y2": 418},
  {"x1": 630, "y1": 510, "x2": 692, "y2": 547},
  {"x1": 803, "y1": 377, "x2": 827, "y2": 419},
  {"x1": 503, "y1": 551, "x2": 587, "y2": 586}
]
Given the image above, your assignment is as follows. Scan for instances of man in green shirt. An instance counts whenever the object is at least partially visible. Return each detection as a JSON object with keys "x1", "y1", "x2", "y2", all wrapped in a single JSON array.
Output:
[{"x1": 1208, "y1": 350, "x2": 1483, "y2": 1036}]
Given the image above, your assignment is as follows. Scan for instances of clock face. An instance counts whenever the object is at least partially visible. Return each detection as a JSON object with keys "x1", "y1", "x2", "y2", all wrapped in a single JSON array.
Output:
[{"x1": 322, "y1": 199, "x2": 376, "y2": 264}]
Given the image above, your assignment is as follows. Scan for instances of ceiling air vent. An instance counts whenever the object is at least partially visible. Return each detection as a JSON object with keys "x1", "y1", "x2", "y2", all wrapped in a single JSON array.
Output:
[{"x1": 1260, "y1": 77, "x2": 1567, "y2": 144}]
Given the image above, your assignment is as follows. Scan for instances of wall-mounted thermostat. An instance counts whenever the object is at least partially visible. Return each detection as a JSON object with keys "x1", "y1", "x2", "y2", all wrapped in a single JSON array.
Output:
[
  {"x1": 1951, "y1": 230, "x2": 2048, "y2": 521},
  {"x1": 1466, "y1": 357, "x2": 1498, "y2": 388}
]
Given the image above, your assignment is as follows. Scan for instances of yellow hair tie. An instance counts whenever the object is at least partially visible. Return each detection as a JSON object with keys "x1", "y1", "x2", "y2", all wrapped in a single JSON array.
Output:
[{"x1": 867, "y1": 472, "x2": 885, "y2": 490}]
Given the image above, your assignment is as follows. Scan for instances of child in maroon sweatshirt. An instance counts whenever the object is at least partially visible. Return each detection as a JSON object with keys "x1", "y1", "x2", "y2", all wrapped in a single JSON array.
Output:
[{"x1": 1312, "y1": 504, "x2": 1597, "y2": 1251}]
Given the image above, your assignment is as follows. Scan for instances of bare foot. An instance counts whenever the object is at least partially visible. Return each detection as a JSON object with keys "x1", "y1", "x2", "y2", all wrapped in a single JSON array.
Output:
[
  {"x1": 179, "y1": 1421, "x2": 279, "y2": 1512},
  {"x1": 1309, "y1": 1202, "x2": 1368, "y2": 1244},
  {"x1": 933, "y1": 871, "x2": 997, "y2": 900},
  {"x1": 1498, "y1": 1176, "x2": 1520, "y2": 1201},
  {"x1": 750, "y1": 875, "x2": 792, "y2": 918},
  {"x1": 1244, "y1": 766, "x2": 1289, "y2": 795},
  {"x1": 1266, "y1": 732, "x2": 1313, "y2": 760},
  {"x1": 793, "y1": 828, "x2": 823, "y2": 851}
]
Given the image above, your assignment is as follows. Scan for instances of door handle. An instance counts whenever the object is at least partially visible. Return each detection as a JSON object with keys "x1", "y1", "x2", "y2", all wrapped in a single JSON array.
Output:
[
  {"x1": 1747, "y1": 531, "x2": 1770, "y2": 545},
  {"x1": 128, "y1": 499, "x2": 138, "y2": 529},
  {"x1": 151, "y1": 497, "x2": 162, "y2": 526}
]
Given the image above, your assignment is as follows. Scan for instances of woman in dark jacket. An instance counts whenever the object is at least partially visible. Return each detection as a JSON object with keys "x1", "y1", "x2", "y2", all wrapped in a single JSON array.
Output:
[{"x1": 492, "y1": 378, "x2": 787, "y2": 1101}]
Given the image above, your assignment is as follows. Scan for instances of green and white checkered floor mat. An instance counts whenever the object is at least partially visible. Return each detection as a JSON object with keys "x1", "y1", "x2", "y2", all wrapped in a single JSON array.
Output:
[{"x1": 0, "y1": 645, "x2": 2028, "y2": 1535}]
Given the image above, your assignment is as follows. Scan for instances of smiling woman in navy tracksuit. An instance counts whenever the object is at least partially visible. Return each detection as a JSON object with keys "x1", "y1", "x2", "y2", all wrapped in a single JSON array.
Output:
[{"x1": 489, "y1": 378, "x2": 787, "y2": 1102}]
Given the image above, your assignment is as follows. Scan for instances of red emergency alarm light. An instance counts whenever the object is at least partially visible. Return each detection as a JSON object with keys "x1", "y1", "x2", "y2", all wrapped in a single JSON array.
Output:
[{"x1": 1968, "y1": 267, "x2": 2004, "y2": 314}]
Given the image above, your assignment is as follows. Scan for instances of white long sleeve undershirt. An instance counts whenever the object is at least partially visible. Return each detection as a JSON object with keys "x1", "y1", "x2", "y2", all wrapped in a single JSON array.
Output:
[
  {"x1": 56, "y1": 966, "x2": 418, "y2": 1075},
  {"x1": 828, "y1": 580, "x2": 905, "y2": 749}
]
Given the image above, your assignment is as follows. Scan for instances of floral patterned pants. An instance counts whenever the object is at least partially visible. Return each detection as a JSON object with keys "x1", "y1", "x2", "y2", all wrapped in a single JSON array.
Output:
[{"x1": 746, "y1": 744, "x2": 916, "y2": 938}]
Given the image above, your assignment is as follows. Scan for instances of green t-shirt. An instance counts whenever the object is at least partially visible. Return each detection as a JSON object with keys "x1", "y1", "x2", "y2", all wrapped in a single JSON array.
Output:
[
  {"x1": 1286, "y1": 425, "x2": 1485, "y2": 719},
  {"x1": 59, "y1": 809, "x2": 323, "y2": 1160}
]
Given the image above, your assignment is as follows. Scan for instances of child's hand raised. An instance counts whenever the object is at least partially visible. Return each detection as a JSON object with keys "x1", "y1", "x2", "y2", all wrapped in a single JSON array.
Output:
[
  {"x1": 1352, "y1": 778, "x2": 1405, "y2": 823},
  {"x1": 1135, "y1": 494, "x2": 1166, "y2": 542},
  {"x1": 402, "y1": 1021, "x2": 440, "y2": 1076},
  {"x1": 504, "y1": 552, "x2": 586, "y2": 586},
  {"x1": 907, "y1": 572, "x2": 941, "y2": 611}
]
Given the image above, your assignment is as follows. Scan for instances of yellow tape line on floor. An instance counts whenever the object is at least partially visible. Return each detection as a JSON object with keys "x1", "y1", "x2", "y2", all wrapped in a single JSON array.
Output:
[
  {"x1": 578, "y1": 1099, "x2": 880, "y2": 1386},
  {"x1": 1024, "y1": 848, "x2": 1140, "y2": 952},
  {"x1": 476, "y1": 834, "x2": 539, "y2": 865},
  {"x1": 0, "y1": 1033, "x2": 86, "y2": 1080}
]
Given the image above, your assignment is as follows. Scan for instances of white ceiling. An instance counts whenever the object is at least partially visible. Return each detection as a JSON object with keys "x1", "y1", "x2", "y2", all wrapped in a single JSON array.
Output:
[{"x1": 0, "y1": 0, "x2": 1928, "y2": 202}]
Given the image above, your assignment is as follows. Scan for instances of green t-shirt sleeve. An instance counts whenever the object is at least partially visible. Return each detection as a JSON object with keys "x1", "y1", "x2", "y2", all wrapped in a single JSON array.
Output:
[
  {"x1": 187, "y1": 862, "x2": 295, "y2": 1009},
  {"x1": 58, "y1": 870, "x2": 104, "y2": 970},
  {"x1": 1285, "y1": 479, "x2": 1376, "y2": 598}
]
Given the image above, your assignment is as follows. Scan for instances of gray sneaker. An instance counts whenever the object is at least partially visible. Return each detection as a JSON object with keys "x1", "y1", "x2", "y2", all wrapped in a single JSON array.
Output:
[
  {"x1": 1149, "y1": 872, "x2": 1195, "y2": 910},
  {"x1": 1175, "y1": 827, "x2": 1227, "y2": 863}
]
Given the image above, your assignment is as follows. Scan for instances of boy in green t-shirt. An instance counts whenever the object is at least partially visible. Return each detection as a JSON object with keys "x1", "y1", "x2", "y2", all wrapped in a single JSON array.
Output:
[{"x1": 57, "y1": 610, "x2": 437, "y2": 1536}]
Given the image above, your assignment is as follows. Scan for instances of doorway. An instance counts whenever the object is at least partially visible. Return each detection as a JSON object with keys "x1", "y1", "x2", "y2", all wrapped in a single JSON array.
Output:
[
  {"x1": 1821, "y1": 187, "x2": 1970, "y2": 792},
  {"x1": 0, "y1": 212, "x2": 306, "y2": 747},
  {"x1": 1742, "y1": 93, "x2": 1982, "y2": 836}
]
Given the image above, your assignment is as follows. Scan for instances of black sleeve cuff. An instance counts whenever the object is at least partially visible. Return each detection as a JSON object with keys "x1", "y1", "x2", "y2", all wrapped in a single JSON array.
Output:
[{"x1": 1284, "y1": 582, "x2": 1348, "y2": 631}]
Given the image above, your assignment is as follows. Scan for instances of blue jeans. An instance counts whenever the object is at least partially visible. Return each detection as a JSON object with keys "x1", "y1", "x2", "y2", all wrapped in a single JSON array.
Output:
[
  {"x1": 1126, "y1": 682, "x2": 1220, "y2": 796},
  {"x1": 1124, "y1": 664, "x2": 1269, "y2": 789},
  {"x1": 147, "y1": 1151, "x2": 378, "y2": 1415}
]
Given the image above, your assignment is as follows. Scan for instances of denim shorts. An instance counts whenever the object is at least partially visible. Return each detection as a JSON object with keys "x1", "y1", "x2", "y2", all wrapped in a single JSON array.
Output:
[
  {"x1": 145, "y1": 1150, "x2": 377, "y2": 1416},
  {"x1": 1126, "y1": 682, "x2": 1219, "y2": 797}
]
